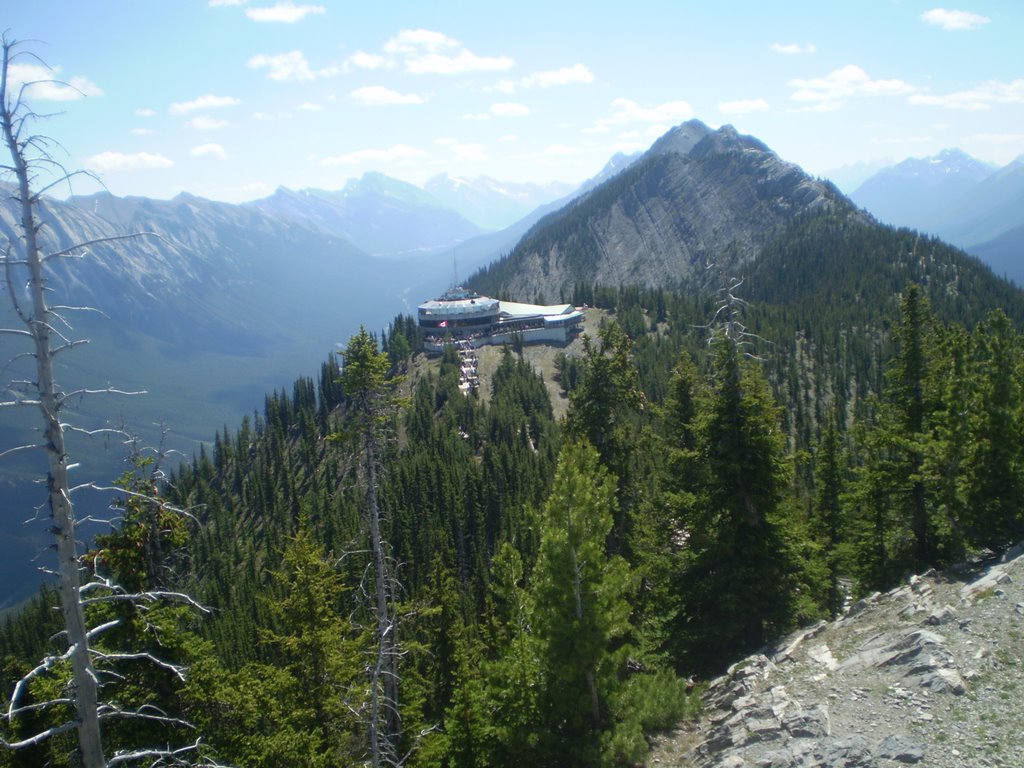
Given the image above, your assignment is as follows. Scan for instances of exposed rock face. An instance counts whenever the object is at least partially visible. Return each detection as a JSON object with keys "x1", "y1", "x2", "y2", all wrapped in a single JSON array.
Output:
[
  {"x1": 471, "y1": 120, "x2": 848, "y2": 300},
  {"x1": 649, "y1": 542, "x2": 1024, "y2": 768}
]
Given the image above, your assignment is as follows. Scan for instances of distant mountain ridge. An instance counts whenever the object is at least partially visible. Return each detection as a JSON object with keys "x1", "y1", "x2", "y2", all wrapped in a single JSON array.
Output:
[
  {"x1": 850, "y1": 150, "x2": 1024, "y2": 283},
  {"x1": 424, "y1": 174, "x2": 574, "y2": 230},
  {"x1": 246, "y1": 171, "x2": 579, "y2": 257},
  {"x1": 248, "y1": 174, "x2": 482, "y2": 258},
  {"x1": 851, "y1": 149, "x2": 995, "y2": 232}
]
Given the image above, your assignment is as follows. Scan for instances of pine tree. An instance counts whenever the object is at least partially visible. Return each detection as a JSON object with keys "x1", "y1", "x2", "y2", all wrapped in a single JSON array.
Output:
[
  {"x1": 565, "y1": 322, "x2": 645, "y2": 554},
  {"x1": 530, "y1": 440, "x2": 634, "y2": 766},
  {"x1": 963, "y1": 310, "x2": 1024, "y2": 548},
  {"x1": 185, "y1": 524, "x2": 364, "y2": 767},
  {"x1": 337, "y1": 327, "x2": 405, "y2": 767},
  {"x1": 673, "y1": 338, "x2": 799, "y2": 674},
  {"x1": 811, "y1": 412, "x2": 848, "y2": 617},
  {"x1": 852, "y1": 285, "x2": 942, "y2": 589}
]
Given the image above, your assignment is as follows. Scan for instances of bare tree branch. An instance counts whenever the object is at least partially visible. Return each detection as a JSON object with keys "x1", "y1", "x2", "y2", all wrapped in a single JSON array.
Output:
[
  {"x1": 0, "y1": 442, "x2": 44, "y2": 459},
  {"x1": 0, "y1": 721, "x2": 79, "y2": 750},
  {"x1": 92, "y1": 651, "x2": 187, "y2": 680},
  {"x1": 44, "y1": 231, "x2": 162, "y2": 262}
]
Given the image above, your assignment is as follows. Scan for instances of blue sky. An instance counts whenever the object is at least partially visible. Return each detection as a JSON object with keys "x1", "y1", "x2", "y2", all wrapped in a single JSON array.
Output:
[{"x1": 6, "y1": 1, "x2": 1023, "y2": 202}]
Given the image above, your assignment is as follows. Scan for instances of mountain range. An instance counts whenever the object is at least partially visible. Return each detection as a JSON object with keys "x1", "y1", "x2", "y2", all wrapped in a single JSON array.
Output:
[
  {"x1": 850, "y1": 150, "x2": 1024, "y2": 284},
  {"x1": 0, "y1": 157, "x2": 618, "y2": 606},
  {"x1": 3, "y1": 120, "x2": 1023, "y2": 608}
]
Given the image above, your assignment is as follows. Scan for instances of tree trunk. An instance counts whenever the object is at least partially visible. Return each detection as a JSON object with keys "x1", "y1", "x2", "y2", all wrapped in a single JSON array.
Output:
[
  {"x1": 571, "y1": 544, "x2": 601, "y2": 728},
  {"x1": 2, "y1": 46, "x2": 106, "y2": 767},
  {"x1": 366, "y1": 433, "x2": 399, "y2": 766}
]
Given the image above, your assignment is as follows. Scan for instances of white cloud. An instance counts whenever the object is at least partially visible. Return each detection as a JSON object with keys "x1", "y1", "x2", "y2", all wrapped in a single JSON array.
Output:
[
  {"x1": 297, "y1": 102, "x2": 323, "y2": 111},
  {"x1": 209, "y1": 0, "x2": 247, "y2": 6},
  {"x1": 498, "y1": 134, "x2": 518, "y2": 142},
  {"x1": 350, "y1": 86, "x2": 426, "y2": 106},
  {"x1": 920, "y1": 8, "x2": 990, "y2": 31},
  {"x1": 189, "y1": 116, "x2": 229, "y2": 130},
  {"x1": 380, "y1": 28, "x2": 514, "y2": 75},
  {"x1": 347, "y1": 51, "x2": 388, "y2": 70},
  {"x1": 245, "y1": 2, "x2": 325, "y2": 22},
  {"x1": 253, "y1": 110, "x2": 292, "y2": 120},
  {"x1": 190, "y1": 143, "x2": 227, "y2": 159},
  {"x1": 771, "y1": 43, "x2": 816, "y2": 55},
  {"x1": 135, "y1": 108, "x2": 156, "y2": 117},
  {"x1": 788, "y1": 65, "x2": 914, "y2": 108},
  {"x1": 589, "y1": 98, "x2": 694, "y2": 132},
  {"x1": 321, "y1": 144, "x2": 425, "y2": 166},
  {"x1": 408, "y1": 50, "x2": 516, "y2": 76},
  {"x1": 719, "y1": 98, "x2": 770, "y2": 116},
  {"x1": 248, "y1": 51, "x2": 339, "y2": 81},
  {"x1": 909, "y1": 79, "x2": 1024, "y2": 110},
  {"x1": 86, "y1": 151, "x2": 173, "y2": 172},
  {"x1": 7, "y1": 62, "x2": 103, "y2": 101},
  {"x1": 169, "y1": 94, "x2": 240, "y2": 115},
  {"x1": 491, "y1": 102, "x2": 530, "y2": 117},
  {"x1": 384, "y1": 29, "x2": 458, "y2": 55},
  {"x1": 522, "y1": 64, "x2": 594, "y2": 88}
]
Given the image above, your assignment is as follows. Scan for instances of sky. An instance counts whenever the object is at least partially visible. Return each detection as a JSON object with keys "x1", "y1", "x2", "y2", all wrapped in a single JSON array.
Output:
[{"x1": 5, "y1": 1, "x2": 1023, "y2": 203}]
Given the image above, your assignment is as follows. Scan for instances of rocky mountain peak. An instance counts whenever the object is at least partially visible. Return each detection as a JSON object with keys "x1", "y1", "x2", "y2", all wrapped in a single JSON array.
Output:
[
  {"x1": 647, "y1": 118, "x2": 714, "y2": 157},
  {"x1": 689, "y1": 123, "x2": 773, "y2": 160},
  {"x1": 469, "y1": 118, "x2": 843, "y2": 299}
]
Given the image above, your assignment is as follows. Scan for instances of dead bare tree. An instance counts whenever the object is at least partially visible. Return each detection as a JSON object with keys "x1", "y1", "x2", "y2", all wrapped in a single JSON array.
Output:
[
  {"x1": 336, "y1": 327, "x2": 405, "y2": 767},
  {"x1": 0, "y1": 34, "x2": 109, "y2": 767},
  {"x1": 0, "y1": 36, "x2": 214, "y2": 767}
]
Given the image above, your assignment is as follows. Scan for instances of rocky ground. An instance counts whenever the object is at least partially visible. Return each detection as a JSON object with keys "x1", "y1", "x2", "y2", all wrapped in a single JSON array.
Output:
[{"x1": 649, "y1": 541, "x2": 1024, "y2": 768}]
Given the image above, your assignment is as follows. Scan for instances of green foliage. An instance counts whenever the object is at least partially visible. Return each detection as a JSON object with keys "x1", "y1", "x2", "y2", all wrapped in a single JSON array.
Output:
[
  {"x1": 811, "y1": 413, "x2": 851, "y2": 617},
  {"x1": 566, "y1": 322, "x2": 646, "y2": 556},
  {"x1": 664, "y1": 339, "x2": 806, "y2": 674},
  {"x1": 185, "y1": 526, "x2": 365, "y2": 767},
  {"x1": 529, "y1": 440, "x2": 635, "y2": 765},
  {"x1": 962, "y1": 310, "x2": 1024, "y2": 547},
  {"x1": 0, "y1": 460, "x2": 208, "y2": 766}
]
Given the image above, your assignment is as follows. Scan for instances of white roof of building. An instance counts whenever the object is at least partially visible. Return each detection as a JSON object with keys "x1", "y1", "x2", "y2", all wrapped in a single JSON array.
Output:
[{"x1": 498, "y1": 300, "x2": 576, "y2": 319}]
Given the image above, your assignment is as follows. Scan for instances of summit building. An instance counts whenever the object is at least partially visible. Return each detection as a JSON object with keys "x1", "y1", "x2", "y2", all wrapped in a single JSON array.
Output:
[{"x1": 417, "y1": 287, "x2": 584, "y2": 353}]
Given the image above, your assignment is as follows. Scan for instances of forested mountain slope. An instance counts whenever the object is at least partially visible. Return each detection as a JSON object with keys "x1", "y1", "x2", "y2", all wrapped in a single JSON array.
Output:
[{"x1": 4, "y1": 270, "x2": 1023, "y2": 765}]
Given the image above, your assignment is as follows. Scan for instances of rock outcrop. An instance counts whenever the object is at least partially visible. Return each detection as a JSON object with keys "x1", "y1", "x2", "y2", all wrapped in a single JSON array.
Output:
[{"x1": 650, "y1": 541, "x2": 1024, "y2": 768}]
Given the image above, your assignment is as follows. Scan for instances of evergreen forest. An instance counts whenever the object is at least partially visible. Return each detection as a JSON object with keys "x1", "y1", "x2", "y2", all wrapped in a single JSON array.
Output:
[{"x1": 3, "y1": 255, "x2": 1023, "y2": 765}]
